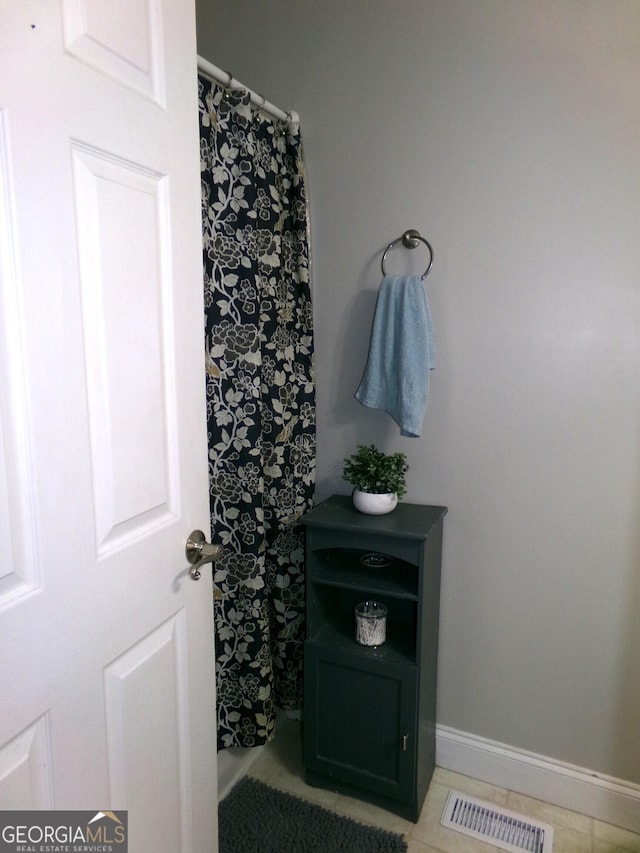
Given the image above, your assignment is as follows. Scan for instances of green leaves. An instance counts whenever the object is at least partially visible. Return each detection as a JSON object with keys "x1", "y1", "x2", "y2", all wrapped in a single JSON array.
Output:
[{"x1": 343, "y1": 444, "x2": 409, "y2": 499}]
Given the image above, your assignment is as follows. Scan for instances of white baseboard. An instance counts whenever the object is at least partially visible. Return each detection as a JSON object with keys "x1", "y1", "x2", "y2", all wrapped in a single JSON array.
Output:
[{"x1": 435, "y1": 724, "x2": 640, "y2": 834}]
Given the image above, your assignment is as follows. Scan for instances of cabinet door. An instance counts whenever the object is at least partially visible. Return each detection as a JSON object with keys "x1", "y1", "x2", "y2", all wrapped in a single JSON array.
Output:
[{"x1": 304, "y1": 643, "x2": 417, "y2": 803}]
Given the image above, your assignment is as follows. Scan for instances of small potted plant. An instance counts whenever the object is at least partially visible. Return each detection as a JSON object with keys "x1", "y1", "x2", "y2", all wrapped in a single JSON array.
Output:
[{"x1": 342, "y1": 444, "x2": 409, "y2": 515}]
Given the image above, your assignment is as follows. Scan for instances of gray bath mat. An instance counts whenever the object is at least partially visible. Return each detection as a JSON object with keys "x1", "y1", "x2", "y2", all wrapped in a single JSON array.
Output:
[{"x1": 218, "y1": 776, "x2": 408, "y2": 852}]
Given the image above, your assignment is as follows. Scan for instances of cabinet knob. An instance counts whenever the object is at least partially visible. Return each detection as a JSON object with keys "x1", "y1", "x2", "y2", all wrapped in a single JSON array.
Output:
[{"x1": 401, "y1": 734, "x2": 409, "y2": 751}]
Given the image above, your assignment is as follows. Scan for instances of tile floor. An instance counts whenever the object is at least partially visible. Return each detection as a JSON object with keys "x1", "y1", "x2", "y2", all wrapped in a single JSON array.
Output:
[{"x1": 244, "y1": 717, "x2": 640, "y2": 853}]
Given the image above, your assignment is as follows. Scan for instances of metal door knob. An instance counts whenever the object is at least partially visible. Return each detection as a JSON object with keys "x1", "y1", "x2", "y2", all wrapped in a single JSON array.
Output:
[{"x1": 185, "y1": 529, "x2": 223, "y2": 580}]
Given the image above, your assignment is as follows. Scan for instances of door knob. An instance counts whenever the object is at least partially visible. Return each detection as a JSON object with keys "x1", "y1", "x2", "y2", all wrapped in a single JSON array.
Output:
[{"x1": 185, "y1": 529, "x2": 223, "y2": 580}]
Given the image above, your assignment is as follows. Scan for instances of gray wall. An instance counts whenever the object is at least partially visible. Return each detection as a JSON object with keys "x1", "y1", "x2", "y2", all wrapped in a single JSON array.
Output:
[{"x1": 196, "y1": 0, "x2": 640, "y2": 786}]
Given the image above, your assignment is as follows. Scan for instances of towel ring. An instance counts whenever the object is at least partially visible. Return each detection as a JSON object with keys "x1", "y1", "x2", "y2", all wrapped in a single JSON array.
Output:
[{"x1": 381, "y1": 229, "x2": 434, "y2": 280}]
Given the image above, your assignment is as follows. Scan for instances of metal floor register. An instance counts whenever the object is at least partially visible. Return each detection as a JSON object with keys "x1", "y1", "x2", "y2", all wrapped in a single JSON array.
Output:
[{"x1": 441, "y1": 790, "x2": 554, "y2": 853}]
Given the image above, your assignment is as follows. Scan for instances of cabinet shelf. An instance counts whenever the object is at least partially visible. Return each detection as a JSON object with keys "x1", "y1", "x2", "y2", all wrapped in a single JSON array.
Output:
[
  {"x1": 308, "y1": 609, "x2": 417, "y2": 666},
  {"x1": 309, "y1": 548, "x2": 418, "y2": 600}
]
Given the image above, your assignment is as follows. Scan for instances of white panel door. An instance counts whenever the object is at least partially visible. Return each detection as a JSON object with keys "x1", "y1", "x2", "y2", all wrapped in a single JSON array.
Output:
[{"x1": 0, "y1": 1, "x2": 217, "y2": 851}]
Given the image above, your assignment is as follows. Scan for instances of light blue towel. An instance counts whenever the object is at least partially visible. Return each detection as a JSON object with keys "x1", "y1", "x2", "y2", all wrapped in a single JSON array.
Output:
[{"x1": 355, "y1": 274, "x2": 434, "y2": 437}]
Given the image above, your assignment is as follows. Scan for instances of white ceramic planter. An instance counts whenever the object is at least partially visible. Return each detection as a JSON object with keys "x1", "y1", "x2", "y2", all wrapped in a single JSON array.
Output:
[{"x1": 352, "y1": 489, "x2": 398, "y2": 515}]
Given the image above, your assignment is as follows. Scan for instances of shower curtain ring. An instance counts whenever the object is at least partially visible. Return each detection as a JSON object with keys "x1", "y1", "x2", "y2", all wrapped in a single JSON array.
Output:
[{"x1": 253, "y1": 93, "x2": 266, "y2": 120}]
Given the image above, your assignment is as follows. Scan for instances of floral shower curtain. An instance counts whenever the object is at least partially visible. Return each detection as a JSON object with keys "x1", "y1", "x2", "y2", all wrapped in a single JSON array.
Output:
[{"x1": 198, "y1": 75, "x2": 315, "y2": 750}]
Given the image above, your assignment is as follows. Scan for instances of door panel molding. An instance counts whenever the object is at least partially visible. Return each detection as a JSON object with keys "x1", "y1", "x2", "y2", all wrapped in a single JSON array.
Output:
[
  {"x1": 71, "y1": 142, "x2": 178, "y2": 557},
  {"x1": 61, "y1": 0, "x2": 165, "y2": 105},
  {"x1": 0, "y1": 716, "x2": 53, "y2": 809},
  {"x1": 0, "y1": 111, "x2": 39, "y2": 607},
  {"x1": 104, "y1": 610, "x2": 189, "y2": 850}
]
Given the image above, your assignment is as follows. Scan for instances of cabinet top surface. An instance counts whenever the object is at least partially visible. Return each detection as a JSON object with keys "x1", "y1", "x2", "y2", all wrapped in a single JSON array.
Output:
[{"x1": 301, "y1": 494, "x2": 447, "y2": 539}]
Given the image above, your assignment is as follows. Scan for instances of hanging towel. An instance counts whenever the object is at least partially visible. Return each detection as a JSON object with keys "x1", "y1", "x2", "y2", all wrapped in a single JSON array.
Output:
[{"x1": 355, "y1": 274, "x2": 434, "y2": 437}]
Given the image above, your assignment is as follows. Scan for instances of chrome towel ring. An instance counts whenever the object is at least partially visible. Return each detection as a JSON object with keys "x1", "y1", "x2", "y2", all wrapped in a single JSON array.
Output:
[{"x1": 381, "y1": 229, "x2": 434, "y2": 280}]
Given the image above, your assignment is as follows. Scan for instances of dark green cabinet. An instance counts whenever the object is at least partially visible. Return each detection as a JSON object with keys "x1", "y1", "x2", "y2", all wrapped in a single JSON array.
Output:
[{"x1": 301, "y1": 494, "x2": 447, "y2": 822}]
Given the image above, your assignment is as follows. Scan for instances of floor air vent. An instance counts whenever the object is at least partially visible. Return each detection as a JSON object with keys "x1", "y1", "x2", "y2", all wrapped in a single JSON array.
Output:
[{"x1": 441, "y1": 790, "x2": 554, "y2": 853}]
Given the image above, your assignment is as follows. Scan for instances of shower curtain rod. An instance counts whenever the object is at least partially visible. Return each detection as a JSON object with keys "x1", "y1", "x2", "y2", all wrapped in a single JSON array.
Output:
[{"x1": 197, "y1": 55, "x2": 298, "y2": 127}]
